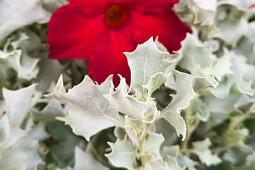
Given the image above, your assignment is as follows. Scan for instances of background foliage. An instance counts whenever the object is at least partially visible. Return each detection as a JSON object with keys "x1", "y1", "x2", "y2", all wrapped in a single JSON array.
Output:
[{"x1": 0, "y1": 0, "x2": 255, "y2": 169}]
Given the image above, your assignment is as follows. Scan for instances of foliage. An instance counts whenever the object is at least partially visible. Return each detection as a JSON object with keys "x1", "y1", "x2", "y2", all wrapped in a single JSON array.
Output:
[{"x1": 0, "y1": 0, "x2": 255, "y2": 169}]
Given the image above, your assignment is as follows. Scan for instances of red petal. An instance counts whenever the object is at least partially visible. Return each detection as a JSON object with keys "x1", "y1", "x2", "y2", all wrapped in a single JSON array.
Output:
[
  {"x1": 121, "y1": 0, "x2": 179, "y2": 16},
  {"x1": 68, "y1": 0, "x2": 112, "y2": 13},
  {"x1": 130, "y1": 10, "x2": 191, "y2": 52},
  {"x1": 48, "y1": 4, "x2": 109, "y2": 60},
  {"x1": 88, "y1": 29, "x2": 135, "y2": 85}
]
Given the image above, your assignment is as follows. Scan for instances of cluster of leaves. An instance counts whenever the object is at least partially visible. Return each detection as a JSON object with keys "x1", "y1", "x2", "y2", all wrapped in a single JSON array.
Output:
[
  {"x1": 46, "y1": 37, "x2": 218, "y2": 169},
  {"x1": 0, "y1": 0, "x2": 255, "y2": 170}
]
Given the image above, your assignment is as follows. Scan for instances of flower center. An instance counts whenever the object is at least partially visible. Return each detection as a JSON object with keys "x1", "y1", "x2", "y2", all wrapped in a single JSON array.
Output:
[{"x1": 105, "y1": 4, "x2": 128, "y2": 29}]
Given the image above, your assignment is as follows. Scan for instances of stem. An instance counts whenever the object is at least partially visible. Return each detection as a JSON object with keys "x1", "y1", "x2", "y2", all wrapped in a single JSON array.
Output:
[
  {"x1": 136, "y1": 122, "x2": 152, "y2": 169},
  {"x1": 181, "y1": 94, "x2": 200, "y2": 152},
  {"x1": 138, "y1": 123, "x2": 150, "y2": 153},
  {"x1": 181, "y1": 119, "x2": 200, "y2": 152},
  {"x1": 235, "y1": 110, "x2": 255, "y2": 127}
]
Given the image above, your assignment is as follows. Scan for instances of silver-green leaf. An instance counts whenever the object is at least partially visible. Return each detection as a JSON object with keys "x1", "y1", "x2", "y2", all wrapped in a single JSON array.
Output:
[
  {"x1": 162, "y1": 66, "x2": 218, "y2": 140},
  {"x1": 105, "y1": 75, "x2": 158, "y2": 123},
  {"x1": 106, "y1": 138, "x2": 137, "y2": 169},
  {"x1": 46, "y1": 75, "x2": 123, "y2": 141},
  {"x1": 124, "y1": 37, "x2": 173, "y2": 99}
]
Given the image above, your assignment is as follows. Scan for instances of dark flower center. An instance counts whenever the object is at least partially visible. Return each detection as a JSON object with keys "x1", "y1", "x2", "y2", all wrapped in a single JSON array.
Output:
[{"x1": 105, "y1": 3, "x2": 128, "y2": 28}]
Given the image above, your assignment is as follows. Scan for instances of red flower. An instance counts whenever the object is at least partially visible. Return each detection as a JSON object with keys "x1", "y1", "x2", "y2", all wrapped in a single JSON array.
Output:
[{"x1": 48, "y1": 0, "x2": 190, "y2": 85}]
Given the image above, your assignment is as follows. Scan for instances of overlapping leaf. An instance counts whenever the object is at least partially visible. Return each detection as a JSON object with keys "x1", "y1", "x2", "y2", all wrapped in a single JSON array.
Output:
[
  {"x1": 0, "y1": 0, "x2": 50, "y2": 41},
  {"x1": 192, "y1": 138, "x2": 221, "y2": 166},
  {"x1": 124, "y1": 37, "x2": 174, "y2": 99},
  {"x1": 174, "y1": 0, "x2": 217, "y2": 25},
  {"x1": 166, "y1": 156, "x2": 183, "y2": 170},
  {"x1": 210, "y1": 50, "x2": 254, "y2": 98},
  {"x1": 0, "y1": 85, "x2": 47, "y2": 170},
  {"x1": 73, "y1": 147, "x2": 109, "y2": 170},
  {"x1": 0, "y1": 32, "x2": 40, "y2": 80},
  {"x1": 46, "y1": 75, "x2": 123, "y2": 141},
  {"x1": 106, "y1": 138, "x2": 137, "y2": 169},
  {"x1": 105, "y1": 75, "x2": 158, "y2": 122},
  {"x1": 178, "y1": 34, "x2": 233, "y2": 81},
  {"x1": 0, "y1": 84, "x2": 37, "y2": 148},
  {"x1": 143, "y1": 132, "x2": 164, "y2": 161},
  {"x1": 162, "y1": 66, "x2": 218, "y2": 140},
  {"x1": 209, "y1": 1, "x2": 255, "y2": 46}
]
